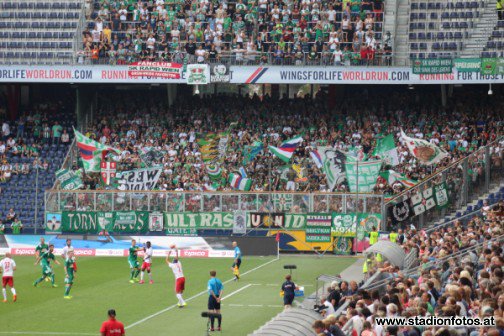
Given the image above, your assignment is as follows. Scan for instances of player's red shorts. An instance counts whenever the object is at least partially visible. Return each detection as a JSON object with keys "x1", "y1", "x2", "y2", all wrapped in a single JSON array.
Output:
[
  {"x1": 175, "y1": 277, "x2": 185, "y2": 292},
  {"x1": 2, "y1": 276, "x2": 13, "y2": 287},
  {"x1": 141, "y1": 262, "x2": 151, "y2": 271}
]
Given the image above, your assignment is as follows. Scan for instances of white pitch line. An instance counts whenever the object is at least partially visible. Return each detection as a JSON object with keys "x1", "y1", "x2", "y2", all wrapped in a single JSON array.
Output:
[
  {"x1": 125, "y1": 257, "x2": 279, "y2": 330},
  {"x1": 221, "y1": 284, "x2": 252, "y2": 300},
  {"x1": 0, "y1": 333, "x2": 96, "y2": 336}
]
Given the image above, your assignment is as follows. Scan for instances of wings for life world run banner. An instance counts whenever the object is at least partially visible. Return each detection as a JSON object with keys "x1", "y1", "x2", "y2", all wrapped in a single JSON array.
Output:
[{"x1": 2, "y1": 65, "x2": 504, "y2": 83}]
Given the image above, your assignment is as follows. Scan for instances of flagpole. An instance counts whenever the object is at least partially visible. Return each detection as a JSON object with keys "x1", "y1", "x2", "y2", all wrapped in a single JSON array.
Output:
[{"x1": 34, "y1": 164, "x2": 39, "y2": 234}]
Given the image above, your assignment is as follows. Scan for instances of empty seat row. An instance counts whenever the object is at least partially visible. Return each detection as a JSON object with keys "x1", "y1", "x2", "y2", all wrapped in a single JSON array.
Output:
[
  {"x1": 411, "y1": 1, "x2": 480, "y2": 9},
  {"x1": 0, "y1": 42, "x2": 72, "y2": 49},
  {"x1": 410, "y1": 42, "x2": 460, "y2": 50},
  {"x1": 0, "y1": 32, "x2": 75, "y2": 39},
  {"x1": 410, "y1": 22, "x2": 472, "y2": 30},
  {"x1": 410, "y1": 11, "x2": 477, "y2": 20},
  {"x1": 1, "y1": 12, "x2": 80, "y2": 19},
  {"x1": 0, "y1": 22, "x2": 78, "y2": 29},
  {"x1": 0, "y1": 2, "x2": 82, "y2": 9},
  {"x1": 491, "y1": 30, "x2": 504, "y2": 38},
  {"x1": 409, "y1": 31, "x2": 467, "y2": 40},
  {"x1": 410, "y1": 52, "x2": 455, "y2": 58},
  {"x1": 0, "y1": 52, "x2": 73, "y2": 59},
  {"x1": 486, "y1": 41, "x2": 504, "y2": 49}
]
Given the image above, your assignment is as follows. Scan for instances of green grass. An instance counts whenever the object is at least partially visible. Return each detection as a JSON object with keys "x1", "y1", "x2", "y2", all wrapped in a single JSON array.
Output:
[{"x1": 0, "y1": 255, "x2": 356, "y2": 336}]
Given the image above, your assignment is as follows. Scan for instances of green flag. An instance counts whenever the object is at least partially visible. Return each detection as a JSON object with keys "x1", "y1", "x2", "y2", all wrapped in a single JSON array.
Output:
[{"x1": 372, "y1": 134, "x2": 399, "y2": 166}]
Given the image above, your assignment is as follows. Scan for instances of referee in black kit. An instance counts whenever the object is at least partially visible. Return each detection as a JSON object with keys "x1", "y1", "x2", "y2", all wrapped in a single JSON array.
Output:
[{"x1": 281, "y1": 274, "x2": 297, "y2": 310}]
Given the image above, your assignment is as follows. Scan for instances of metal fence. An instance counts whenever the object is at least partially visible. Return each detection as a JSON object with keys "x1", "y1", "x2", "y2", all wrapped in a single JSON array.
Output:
[
  {"x1": 384, "y1": 136, "x2": 503, "y2": 229},
  {"x1": 45, "y1": 190, "x2": 385, "y2": 216}
]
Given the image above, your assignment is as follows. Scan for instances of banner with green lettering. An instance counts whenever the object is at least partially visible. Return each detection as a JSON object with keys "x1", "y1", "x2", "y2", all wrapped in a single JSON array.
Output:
[
  {"x1": 163, "y1": 212, "x2": 306, "y2": 230},
  {"x1": 331, "y1": 213, "x2": 357, "y2": 237},
  {"x1": 305, "y1": 214, "x2": 332, "y2": 242},
  {"x1": 164, "y1": 212, "x2": 235, "y2": 229},
  {"x1": 454, "y1": 58, "x2": 481, "y2": 72},
  {"x1": 61, "y1": 211, "x2": 149, "y2": 233}
]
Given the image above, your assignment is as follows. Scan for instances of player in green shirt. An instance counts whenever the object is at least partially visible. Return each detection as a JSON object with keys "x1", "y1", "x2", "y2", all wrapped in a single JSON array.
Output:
[
  {"x1": 35, "y1": 237, "x2": 50, "y2": 282},
  {"x1": 128, "y1": 240, "x2": 143, "y2": 283},
  {"x1": 64, "y1": 249, "x2": 76, "y2": 299},
  {"x1": 10, "y1": 218, "x2": 22, "y2": 234},
  {"x1": 34, "y1": 244, "x2": 60, "y2": 287}
]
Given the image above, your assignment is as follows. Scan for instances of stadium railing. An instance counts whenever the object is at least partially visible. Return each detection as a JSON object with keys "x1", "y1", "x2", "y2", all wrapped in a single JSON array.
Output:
[
  {"x1": 44, "y1": 189, "x2": 385, "y2": 215},
  {"x1": 384, "y1": 136, "x2": 503, "y2": 229}
]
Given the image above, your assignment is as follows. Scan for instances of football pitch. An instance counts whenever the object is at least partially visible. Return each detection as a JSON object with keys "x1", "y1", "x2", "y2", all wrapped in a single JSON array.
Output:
[{"x1": 0, "y1": 255, "x2": 356, "y2": 336}]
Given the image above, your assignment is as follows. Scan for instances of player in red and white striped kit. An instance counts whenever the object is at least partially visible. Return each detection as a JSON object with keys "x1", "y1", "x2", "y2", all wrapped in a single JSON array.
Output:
[
  {"x1": 0, "y1": 252, "x2": 17, "y2": 302},
  {"x1": 166, "y1": 245, "x2": 186, "y2": 308},
  {"x1": 139, "y1": 241, "x2": 153, "y2": 285}
]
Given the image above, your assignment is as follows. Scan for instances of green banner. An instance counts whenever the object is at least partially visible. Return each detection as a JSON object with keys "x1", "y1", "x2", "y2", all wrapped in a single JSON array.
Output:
[
  {"x1": 481, "y1": 58, "x2": 497, "y2": 75},
  {"x1": 305, "y1": 214, "x2": 331, "y2": 242},
  {"x1": 356, "y1": 213, "x2": 382, "y2": 241},
  {"x1": 412, "y1": 59, "x2": 452, "y2": 74},
  {"x1": 497, "y1": 58, "x2": 504, "y2": 75},
  {"x1": 62, "y1": 212, "x2": 101, "y2": 233},
  {"x1": 164, "y1": 212, "x2": 234, "y2": 229},
  {"x1": 333, "y1": 237, "x2": 353, "y2": 255},
  {"x1": 433, "y1": 182, "x2": 449, "y2": 209},
  {"x1": 345, "y1": 160, "x2": 382, "y2": 193},
  {"x1": 331, "y1": 213, "x2": 357, "y2": 237},
  {"x1": 454, "y1": 58, "x2": 481, "y2": 72},
  {"x1": 163, "y1": 212, "x2": 306, "y2": 230},
  {"x1": 61, "y1": 211, "x2": 149, "y2": 233}
]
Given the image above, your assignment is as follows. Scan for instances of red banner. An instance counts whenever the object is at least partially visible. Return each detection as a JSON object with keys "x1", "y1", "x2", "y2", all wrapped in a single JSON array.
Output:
[{"x1": 127, "y1": 61, "x2": 182, "y2": 79}]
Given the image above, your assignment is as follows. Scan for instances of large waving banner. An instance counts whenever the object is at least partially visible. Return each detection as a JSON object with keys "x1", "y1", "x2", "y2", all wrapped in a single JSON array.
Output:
[
  {"x1": 116, "y1": 166, "x2": 162, "y2": 190},
  {"x1": 344, "y1": 160, "x2": 382, "y2": 193},
  {"x1": 62, "y1": 211, "x2": 149, "y2": 233},
  {"x1": 317, "y1": 147, "x2": 347, "y2": 191}
]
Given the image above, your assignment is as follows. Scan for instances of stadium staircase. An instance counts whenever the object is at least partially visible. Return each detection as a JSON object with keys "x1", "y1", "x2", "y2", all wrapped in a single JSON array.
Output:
[
  {"x1": 461, "y1": 0, "x2": 498, "y2": 57},
  {"x1": 405, "y1": 0, "x2": 491, "y2": 60},
  {"x1": 0, "y1": 0, "x2": 84, "y2": 65},
  {"x1": 432, "y1": 182, "x2": 504, "y2": 225}
]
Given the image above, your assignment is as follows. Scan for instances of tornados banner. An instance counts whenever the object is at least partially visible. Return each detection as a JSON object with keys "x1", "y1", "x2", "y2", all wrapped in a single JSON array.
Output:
[
  {"x1": 61, "y1": 211, "x2": 149, "y2": 233},
  {"x1": 115, "y1": 166, "x2": 162, "y2": 190},
  {"x1": 127, "y1": 61, "x2": 182, "y2": 79}
]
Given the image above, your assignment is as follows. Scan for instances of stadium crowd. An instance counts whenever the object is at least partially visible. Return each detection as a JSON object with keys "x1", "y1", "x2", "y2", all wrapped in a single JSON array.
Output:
[
  {"x1": 312, "y1": 200, "x2": 504, "y2": 336},
  {"x1": 77, "y1": 89, "x2": 502, "y2": 197},
  {"x1": 79, "y1": 0, "x2": 392, "y2": 65}
]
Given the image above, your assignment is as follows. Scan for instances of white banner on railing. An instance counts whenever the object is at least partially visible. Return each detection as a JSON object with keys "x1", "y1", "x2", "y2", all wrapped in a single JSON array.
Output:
[{"x1": 1, "y1": 65, "x2": 504, "y2": 84}]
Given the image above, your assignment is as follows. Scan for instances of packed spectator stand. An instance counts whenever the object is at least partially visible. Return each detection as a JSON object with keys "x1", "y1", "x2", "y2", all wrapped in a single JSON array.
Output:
[
  {"x1": 307, "y1": 198, "x2": 503, "y2": 336},
  {"x1": 79, "y1": 0, "x2": 388, "y2": 65},
  {"x1": 76, "y1": 88, "x2": 502, "y2": 194}
]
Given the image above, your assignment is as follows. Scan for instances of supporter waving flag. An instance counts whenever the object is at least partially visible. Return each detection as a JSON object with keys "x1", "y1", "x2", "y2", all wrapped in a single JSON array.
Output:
[
  {"x1": 400, "y1": 130, "x2": 448, "y2": 165},
  {"x1": 74, "y1": 129, "x2": 120, "y2": 172},
  {"x1": 372, "y1": 134, "x2": 399, "y2": 166},
  {"x1": 268, "y1": 136, "x2": 303, "y2": 163}
]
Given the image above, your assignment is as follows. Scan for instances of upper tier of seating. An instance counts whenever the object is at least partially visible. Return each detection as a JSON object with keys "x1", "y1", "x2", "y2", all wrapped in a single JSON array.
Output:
[
  {"x1": 408, "y1": 0, "x2": 485, "y2": 60},
  {"x1": 0, "y1": 1, "x2": 82, "y2": 65}
]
